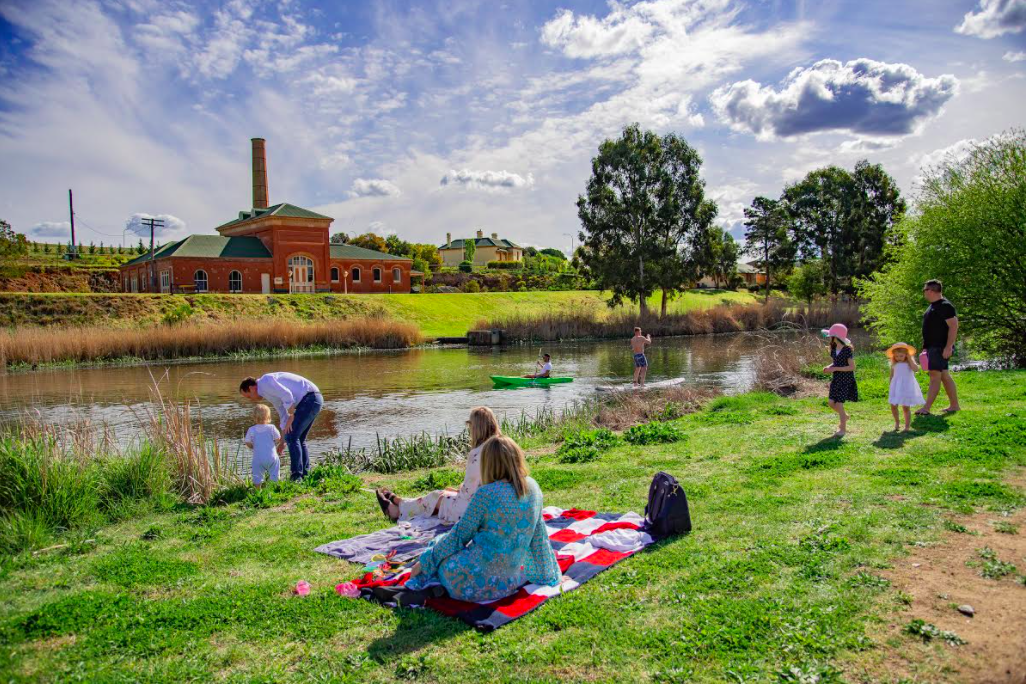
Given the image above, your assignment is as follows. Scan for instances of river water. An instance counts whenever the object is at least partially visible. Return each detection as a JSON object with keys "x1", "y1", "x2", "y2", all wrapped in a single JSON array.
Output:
[{"x1": 0, "y1": 332, "x2": 807, "y2": 458}]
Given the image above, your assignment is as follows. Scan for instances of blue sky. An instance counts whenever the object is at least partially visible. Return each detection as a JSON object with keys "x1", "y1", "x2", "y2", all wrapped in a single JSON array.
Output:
[{"x1": 1, "y1": 0, "x2": 1024, "y2": 252}]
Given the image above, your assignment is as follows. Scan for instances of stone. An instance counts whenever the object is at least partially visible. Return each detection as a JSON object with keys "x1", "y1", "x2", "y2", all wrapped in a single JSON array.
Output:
[{"x1": 957, "y1": 604, "x2": 975, "y2": 618}]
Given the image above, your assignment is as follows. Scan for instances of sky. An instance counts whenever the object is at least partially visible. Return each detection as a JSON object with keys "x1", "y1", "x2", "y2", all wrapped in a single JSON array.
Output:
[{"x1": 1, "y1": 0, "x2": 1024, "y2": 253}]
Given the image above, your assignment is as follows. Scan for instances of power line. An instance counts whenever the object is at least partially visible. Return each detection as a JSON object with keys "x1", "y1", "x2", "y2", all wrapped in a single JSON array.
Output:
[{"x1": 139, "y1": 217, "x2": 164, "y2": 291}]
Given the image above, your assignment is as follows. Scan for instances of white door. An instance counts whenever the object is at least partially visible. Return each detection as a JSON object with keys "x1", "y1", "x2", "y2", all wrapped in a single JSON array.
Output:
[
  {"x1": 288, "y1": 256, "x2": 315, "y2": 293},
  {"x1": 261, "y1": 273, "x2": 271, "y2": 294}
]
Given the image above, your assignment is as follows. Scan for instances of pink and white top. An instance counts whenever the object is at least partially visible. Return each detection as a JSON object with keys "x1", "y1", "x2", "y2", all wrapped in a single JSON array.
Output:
[{"x1": 437, "y1": 444, "x2": 484, "y2": 524}]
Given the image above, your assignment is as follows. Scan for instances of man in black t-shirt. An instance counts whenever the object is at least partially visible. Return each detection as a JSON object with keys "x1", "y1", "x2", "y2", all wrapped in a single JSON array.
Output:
[{"x1": 917, "y1": 279, "x2": 961, "y2": 415}]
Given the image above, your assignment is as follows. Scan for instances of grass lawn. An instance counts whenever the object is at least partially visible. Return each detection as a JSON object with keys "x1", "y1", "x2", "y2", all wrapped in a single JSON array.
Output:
[
  {"x1": 0, "y1": 289, "x2": 756, "y2": 338},
  {"x1": 1, "y1": 358, "x2": 1023, "y2": 682}
]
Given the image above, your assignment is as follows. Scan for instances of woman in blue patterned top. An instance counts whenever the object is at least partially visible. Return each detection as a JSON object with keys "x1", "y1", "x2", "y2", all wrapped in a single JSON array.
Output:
[{"x1": 405, "y1": 435, "x2": 561, "y2": 602}]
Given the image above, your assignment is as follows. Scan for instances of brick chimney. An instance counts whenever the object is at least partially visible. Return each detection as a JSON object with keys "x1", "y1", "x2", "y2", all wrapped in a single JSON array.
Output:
[
  {"x1": 476, "y1": 229, "x2": 483, "y2": 238},
  {"x1": 251, "y1": 138, "x2": 268, "y2": 209},
  {"x1": 491, "y1": 232, "x2": 498, "y2": 240},
  {"x1": 446, "y1": 232, "x2": 451, "y2": 247}
]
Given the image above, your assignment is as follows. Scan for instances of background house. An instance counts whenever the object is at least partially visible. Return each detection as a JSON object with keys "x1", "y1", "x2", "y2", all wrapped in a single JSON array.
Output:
[
  {"x1": 439, "y1": 230, "x2": 523, "y2": 267},
  {"x1": 696, "y1": 261, "x2": 767, "y2": 289},
  {"x1": 120, "y1": 139, "x2": 413, "y2": 294}
]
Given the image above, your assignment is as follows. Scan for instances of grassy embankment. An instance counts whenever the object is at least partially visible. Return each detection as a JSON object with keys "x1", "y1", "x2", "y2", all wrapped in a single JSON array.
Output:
[
  {"x1": 0, "y1": 290, "x2": 757, "y2": 368},
  {"x1": 0, "y1": 357, "x2": 1023, "y2": 682}
]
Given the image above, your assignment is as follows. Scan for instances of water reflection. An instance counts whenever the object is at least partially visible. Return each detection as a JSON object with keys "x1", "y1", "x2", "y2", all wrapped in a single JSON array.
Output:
[{"x1": 0, "y1": 332, "x2": 816, "y2": 457}]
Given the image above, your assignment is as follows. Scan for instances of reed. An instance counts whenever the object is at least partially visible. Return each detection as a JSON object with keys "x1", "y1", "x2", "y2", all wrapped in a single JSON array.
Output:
[
  {"x1": 481, "y1": 299, "x2": 863, "y2": 342},
  {"x1": 593, "y1": 385, "x2": 715, "y2": 431},
  {"x1": 752, "y1": 333, "x2": 824, "y2": 397},
  {"x1": 0, "y1": 317, "x2": 422, "y2": 367}
]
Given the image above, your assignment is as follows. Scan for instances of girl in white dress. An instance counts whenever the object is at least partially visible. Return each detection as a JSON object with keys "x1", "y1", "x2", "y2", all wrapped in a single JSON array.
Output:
[
  {"x1": 375, "y1": 406, "x2": 500, "y2": 525},
  {"x1": 886, "y1": 343, "x2": 925, "y2": 432}
]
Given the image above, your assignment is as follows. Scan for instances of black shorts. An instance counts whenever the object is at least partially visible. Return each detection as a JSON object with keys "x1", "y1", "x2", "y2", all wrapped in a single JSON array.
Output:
[{"x1": 926, "y1": 347, "x2": 949, "y2": 372}]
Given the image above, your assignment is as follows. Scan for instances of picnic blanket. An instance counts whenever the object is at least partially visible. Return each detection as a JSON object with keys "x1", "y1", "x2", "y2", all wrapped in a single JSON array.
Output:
[
  {"x1": 315, "y1": 516, "x2": 451, "y2": 564},
  {"x1": 317, "y1": 506, "x2": 655, "y2": 631}
]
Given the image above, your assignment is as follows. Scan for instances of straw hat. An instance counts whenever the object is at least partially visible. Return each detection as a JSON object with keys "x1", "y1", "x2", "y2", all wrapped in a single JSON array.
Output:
[
  {"x1": 885, "y1": 342, "x2": 917, "y2": 360},
  {"x1": 820, "y1": 323, "x2": 851, "y2": 346}
]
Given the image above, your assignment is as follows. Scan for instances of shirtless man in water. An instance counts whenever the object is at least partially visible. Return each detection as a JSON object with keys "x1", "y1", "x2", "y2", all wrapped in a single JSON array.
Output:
[{"x1": 630, "y1": 327, "x2": 652, "y2": 386}]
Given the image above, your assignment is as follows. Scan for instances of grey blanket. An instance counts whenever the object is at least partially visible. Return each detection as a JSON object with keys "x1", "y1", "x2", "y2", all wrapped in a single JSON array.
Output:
[{"x1": 315, "y1": 517, "x2": 453, "y2": 564}]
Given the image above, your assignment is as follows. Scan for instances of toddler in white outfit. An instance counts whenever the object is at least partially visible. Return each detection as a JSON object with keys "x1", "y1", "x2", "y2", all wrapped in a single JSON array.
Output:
[
  {"x1": 886, "y1": 343, "x2": 925, "y2": 432},
  {"x1": 245, "y1": 405, "x2": 282, "y2": 487}
]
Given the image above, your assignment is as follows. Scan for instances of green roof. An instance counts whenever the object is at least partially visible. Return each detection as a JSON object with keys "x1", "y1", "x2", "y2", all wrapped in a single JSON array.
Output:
[
  {"x1": 330, "y1": 244, "x2": 410, "y2": 261},
  {"x1": 440, "y1": 236, "x2": 521, "y2": 250},
  {"x1": 216, "y1": 203, "x2": 333, "y2": 231},
  {"x1": 122, "y1": 235, "x2": 271, "y2": 266}
]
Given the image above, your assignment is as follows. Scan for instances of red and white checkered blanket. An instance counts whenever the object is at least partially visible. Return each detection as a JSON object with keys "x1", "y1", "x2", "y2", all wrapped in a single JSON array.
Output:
[{"x1": 350, "y1": 506, "x2": 655, "y2": 631}]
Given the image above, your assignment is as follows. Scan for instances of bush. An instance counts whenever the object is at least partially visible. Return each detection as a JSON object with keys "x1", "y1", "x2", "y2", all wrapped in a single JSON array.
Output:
[
  {"x1": 458, "y1": 260, "x2": 473, "y2": 273},
  {"x1": 162, "y1": 303, "x2": 194, "y2": 326},
  {"x1": 411, "y1": 468, "x2": 463, "y2": 492},
  {"x1": 859, "y1": 130, "x2": 1026, "y2": 364},
  {"x1": 463, "y1": 280, "x2": 481, "y2": 293},
  {"x1": 557, "y1": 428, "x2": 620, "y2": 463},
  {"x1": 486, "y1": 261, "x2": 523, "y2": 270},
  {"x1": 558, "y1": 445, "x2": 601, "y2": 464},
  {"x1": 623, "y1": 421, "x2": 687, "y2": 445}
]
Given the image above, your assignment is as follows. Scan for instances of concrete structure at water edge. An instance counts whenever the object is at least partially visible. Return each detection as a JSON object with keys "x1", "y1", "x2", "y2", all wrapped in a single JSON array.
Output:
[
  {"x1": 119, "y1": 139, "x2": 417, "y2": 295},
  {"x1": 439, "y1": 230, "x2": 523, "y2": 268}
]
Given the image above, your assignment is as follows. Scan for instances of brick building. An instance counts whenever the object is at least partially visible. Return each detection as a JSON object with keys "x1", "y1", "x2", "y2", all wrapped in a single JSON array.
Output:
[{"x1": 120, "y1": 139, "x2": 415, "y2": 294}]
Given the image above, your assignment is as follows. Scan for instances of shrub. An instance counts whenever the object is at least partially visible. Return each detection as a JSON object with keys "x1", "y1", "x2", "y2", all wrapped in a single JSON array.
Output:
[
  {"x1": 458, "y1": 260, "x2": 473, "y2": 273},
  {"x1": 162, "y1": 303, "x2": 194, "y2": 326},
  {"x1": 486, "y1": 261, "x2": 523, "y2": 270},
  {"x1": 558, "y1": 445, "x2": 600, "y2": 464},
  {"x1": 411, "y1": 469, "x2": 463, "y2": 492},
  {"x1": 624, "y1": 421, "x2": 687, "y2": 445},
  {"x1": 96, "y1": 444, "x2": 173, "y2": 518},
  {"x1": 463, "y1": 280, "x2": 481, "y2": 293}
]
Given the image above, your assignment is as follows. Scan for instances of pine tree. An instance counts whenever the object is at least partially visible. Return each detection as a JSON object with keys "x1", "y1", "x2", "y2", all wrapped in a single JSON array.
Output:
[{"x1": 43, "y1": 243, "x2": 51, "y2": 254}]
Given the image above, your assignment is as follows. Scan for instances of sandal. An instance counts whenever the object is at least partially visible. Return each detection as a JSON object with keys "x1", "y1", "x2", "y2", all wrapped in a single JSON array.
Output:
[{"x1": 914, "y1": 409, "x2": 931, "y2": 416}]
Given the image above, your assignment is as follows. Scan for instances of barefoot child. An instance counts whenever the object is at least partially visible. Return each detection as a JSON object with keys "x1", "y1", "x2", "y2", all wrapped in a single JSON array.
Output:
[
  {"x1": 630, "y1": 327, "x2": 652, "y2": 387},
  {"x1": 886, "y1": 343, "x2": 924, "y2": 432},
  {"x1": 245, "y1": 405, "x2": 282, "y2": 487},
  {"x1": 821, "y1": 323, "x2": 857, "y2": 437}
]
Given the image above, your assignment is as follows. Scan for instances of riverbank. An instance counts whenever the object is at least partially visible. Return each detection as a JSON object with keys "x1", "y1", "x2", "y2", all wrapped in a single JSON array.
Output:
[
  {"x1": 0, "y1": 289, "x2": 755, "y2": 338},
  {"x1": 1, "y1": 358, "x2": 1023, "y2": 681}
]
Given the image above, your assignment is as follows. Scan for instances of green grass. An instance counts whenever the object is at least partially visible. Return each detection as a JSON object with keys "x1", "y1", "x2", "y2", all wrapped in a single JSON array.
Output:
[
  {"x1": 0, "y1": 289, "x2": 755, "y2": 339},
  {"x1": 1, "y1": 360, "x2": 1023, "y2": 682}
]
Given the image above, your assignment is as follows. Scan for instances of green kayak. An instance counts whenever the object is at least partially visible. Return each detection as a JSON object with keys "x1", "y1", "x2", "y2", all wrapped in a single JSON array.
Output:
[{"x1": 490, "y1": 376, "x2": 574, "y2": 387}]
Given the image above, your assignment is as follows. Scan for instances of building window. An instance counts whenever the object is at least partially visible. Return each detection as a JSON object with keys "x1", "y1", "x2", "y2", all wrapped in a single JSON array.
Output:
[
  {"x1": 392, "y1": 267, "x2": 401, "y2": 283},
  {"x1": 229, "y1": 270, "x2": 242, "y2": 293},
  {"x1": 373, "y1": 267, "x2": 382, "y2": 283},
  {"x1": 331, "y1": 267, "x2": 340, "y2": 282},
  {"x1": 131, "y1": 275, "x2": 138, "y2": 293},
  {"x1": 194, "y1": 270, "x2": 208, "y2": 292},
  {"x1": 160, "y1": 270, "x2": 170, "y2": 293},
  {"x1": 352, "y1": 267, "x2": 361, "y2": 282}
]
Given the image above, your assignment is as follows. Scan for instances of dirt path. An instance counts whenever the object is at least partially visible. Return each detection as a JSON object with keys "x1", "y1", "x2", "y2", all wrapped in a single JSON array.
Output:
[{"x1": 851, "y1": 472, "x2": 1026, "y2": 683}]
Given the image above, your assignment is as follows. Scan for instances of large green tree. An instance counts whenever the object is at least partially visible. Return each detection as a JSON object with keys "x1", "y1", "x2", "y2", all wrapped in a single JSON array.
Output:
[
  {"x1": 577, "y1": 124, "x2": 716, "y2": 315},
  {"x1": 349, "y1": 233, "x2": 388, "y2": 253},
  {"x1": 0, "y1": 219, "x2": 28, "y2": 259},
  {"x1": 782, "y1": 161, "x2": 904, "y2": 295},
  {"x1": 743, "y1": 196, "x2": 792, "y2": 302},
  {"x1": 859, "y1": 131, "x2": 1026, "y2": 364}
]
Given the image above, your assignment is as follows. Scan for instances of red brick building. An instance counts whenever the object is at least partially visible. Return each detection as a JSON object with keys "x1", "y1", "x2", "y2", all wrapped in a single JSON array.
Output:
[{"x1": 120, "y1": 139, "x2": 415, "y2": 294}]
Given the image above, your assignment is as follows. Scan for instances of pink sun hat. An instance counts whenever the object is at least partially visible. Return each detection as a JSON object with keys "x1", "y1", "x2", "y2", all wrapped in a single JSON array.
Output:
[{"x1": 820, "y1": 323, "x2": 851, "y2": 346}]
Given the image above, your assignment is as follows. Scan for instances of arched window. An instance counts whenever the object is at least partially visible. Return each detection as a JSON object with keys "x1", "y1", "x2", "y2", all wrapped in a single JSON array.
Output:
[
  {"x1": 287, "y1": 255, "x2": 315, "y2": 293},
  {"x1": 373, "y1": 267, "x2": 382, "y2": 283},
  {"x1": 194, "y1": 270, "x2": 208, "y2": 292},
  {"x1": 392, "y1": 267, "x2": 401, "y2": 283},
  {"x1": 351, "y1": 267, "x2": 361, "y2": 282},
  {"x1": 331, "y1": 267, "x2": 340, "y2": 282},
  {"x1": 228, "y1": 270, "x2": 242, "y2": 293}
]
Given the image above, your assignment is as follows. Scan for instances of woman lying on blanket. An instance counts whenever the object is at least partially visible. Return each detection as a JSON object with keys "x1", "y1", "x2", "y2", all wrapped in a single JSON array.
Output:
[
  {"x1": 403, "y1": 435, "x2": 561, "y2": 602},
  {"x1": 375, "y1": 407, "x2": 499, "y2": 524}
]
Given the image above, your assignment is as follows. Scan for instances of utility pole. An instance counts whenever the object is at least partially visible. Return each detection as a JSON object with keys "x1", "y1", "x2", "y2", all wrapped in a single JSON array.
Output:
[
  {"x1": 140, "y1": 217, "x2": 164, "y2": 291},
  {"x1": 68, "y1": 189, "x2": 77, "y2": 259}
]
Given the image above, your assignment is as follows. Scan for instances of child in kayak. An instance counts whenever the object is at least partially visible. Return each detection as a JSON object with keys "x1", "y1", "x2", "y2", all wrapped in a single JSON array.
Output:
[
  {"x1": 523, "y1": 353, "x2": 552, "y2": 379},
  {"x1": 630, "y1": 327, "x2": 652, "y2": 386}
]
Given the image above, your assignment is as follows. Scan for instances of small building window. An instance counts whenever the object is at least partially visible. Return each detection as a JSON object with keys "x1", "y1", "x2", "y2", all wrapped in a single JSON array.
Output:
[
  {"x1": 229, "y1": 270, "x2": 242, "y2": 293},
  {"x1": 392, "y1": 267, "x2": 401, "y2": 283},
  {"x1": 352, "y1": 267, "x2": 361, "y2": 282},
  {"x1": 194, "y1": 270, "x2": 208, "y2": 292},
  {"x1": 373, "y1": 267, "x2": 382, "y2": 283},
  {"x1": 331, "y1": 267, "x2": 340, "y2": 282}
]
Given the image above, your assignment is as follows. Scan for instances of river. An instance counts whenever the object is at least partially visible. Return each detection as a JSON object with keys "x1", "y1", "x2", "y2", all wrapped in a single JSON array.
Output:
[{"x1": 0, "y1": 332, "x2": 808, "y2": 458}]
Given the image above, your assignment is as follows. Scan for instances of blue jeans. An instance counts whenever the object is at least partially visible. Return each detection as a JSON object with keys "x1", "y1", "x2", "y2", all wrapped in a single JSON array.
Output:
[{"x1": 285, "y1": 392, "x2": 322, "y2": 480}]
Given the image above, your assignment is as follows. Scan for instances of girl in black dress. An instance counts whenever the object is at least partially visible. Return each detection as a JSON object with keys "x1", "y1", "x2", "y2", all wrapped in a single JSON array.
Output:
[{"x1": 821, "y1": 323, "x2": 858, "y2": 437}]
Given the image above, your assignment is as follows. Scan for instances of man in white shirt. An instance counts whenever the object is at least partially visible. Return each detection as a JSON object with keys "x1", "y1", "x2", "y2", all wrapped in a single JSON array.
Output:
[
  {"x1": 522, "y1": 353, "x2": 552, "y2": 379},
  {"x1": 240, "y1": 372, "x2": 323, "y2": 480}
]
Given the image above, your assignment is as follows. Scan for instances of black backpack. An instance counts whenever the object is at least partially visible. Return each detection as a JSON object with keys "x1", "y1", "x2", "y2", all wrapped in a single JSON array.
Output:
[{"x1": 644, "y1": 472, "x2": 691, "y2": 538}]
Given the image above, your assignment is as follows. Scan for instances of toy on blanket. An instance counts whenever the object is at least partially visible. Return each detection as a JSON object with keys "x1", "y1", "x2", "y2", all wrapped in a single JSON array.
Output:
[{"x1": 335, "y1": 581, "x2": 360, "y2": 598}]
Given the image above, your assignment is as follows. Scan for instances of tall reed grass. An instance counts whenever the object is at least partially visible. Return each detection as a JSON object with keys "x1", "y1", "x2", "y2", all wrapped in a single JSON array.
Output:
[
  {"x1": 751, "y1": 333, "x2": 825, "y2": 397},
  {"x1": 482, "y1": 299, "x2": 862, "y2": 342},
  {"x1": 0, "y1": 317, "x2": 422, "y2": 368}
]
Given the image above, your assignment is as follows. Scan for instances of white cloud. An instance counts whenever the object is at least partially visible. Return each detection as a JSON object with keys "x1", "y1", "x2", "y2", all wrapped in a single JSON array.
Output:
[
  {"x1": 710, "y1": 58, "x2": 959, "y2": 140},
  {"x1": 955, "y1": 0, "x2": 1026, "y2": 39},
  {"x1": 440, "y1": 169, "x2": 535, "y2": 191},
  {"x1": 30, "y1": 221, "x2": 71, "y2": 239},
  {"x1": 124, "y1": 213, "x2": 187, "y2": 238},
  {"x1": 1004, "y1": 50, "x2": 1026, "y2": 62},
  {"x1": 540, "y1": 7, "x2": 654, "y2": 58},
  {"x1": 349, "y1": 178, "x2": 401, "y2": 198},
  {"x1": 837, "y1": 138, "x2": 900, "y2": 153}
]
